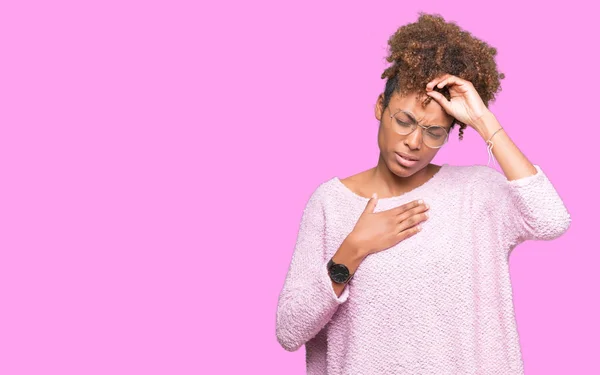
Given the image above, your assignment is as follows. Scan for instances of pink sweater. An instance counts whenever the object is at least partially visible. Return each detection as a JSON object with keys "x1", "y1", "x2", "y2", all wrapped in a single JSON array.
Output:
[{"x1": 275, "y1": 163, "x2": 571, "y2": 374}]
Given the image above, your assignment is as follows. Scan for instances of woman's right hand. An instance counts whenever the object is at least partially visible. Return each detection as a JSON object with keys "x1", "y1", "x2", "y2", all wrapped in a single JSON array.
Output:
[{"x1": 348, "y1": 194, "x2": 430, "y2": 257}]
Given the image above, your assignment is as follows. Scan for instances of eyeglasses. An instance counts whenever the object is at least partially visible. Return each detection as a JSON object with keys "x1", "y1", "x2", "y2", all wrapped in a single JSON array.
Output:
[{"x1": 389, "y1": 108, "x2": 449, "y2": 149}]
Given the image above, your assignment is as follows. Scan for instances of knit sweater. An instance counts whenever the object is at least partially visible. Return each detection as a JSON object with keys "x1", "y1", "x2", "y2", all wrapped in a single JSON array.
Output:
[{"x1": 275, "y1": 163, "x2": 571, "y2": 375}]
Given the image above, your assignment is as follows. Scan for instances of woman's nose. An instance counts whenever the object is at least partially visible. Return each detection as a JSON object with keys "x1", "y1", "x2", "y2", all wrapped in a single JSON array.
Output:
[{"x1": 404, "y1": 126, "x2": 423, "y2": 148}]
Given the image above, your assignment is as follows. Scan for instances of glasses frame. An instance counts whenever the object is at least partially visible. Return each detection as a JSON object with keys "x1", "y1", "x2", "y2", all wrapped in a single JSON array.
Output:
[{"x1": 389, "y1": 108, "x2": 450, "y2": 149}]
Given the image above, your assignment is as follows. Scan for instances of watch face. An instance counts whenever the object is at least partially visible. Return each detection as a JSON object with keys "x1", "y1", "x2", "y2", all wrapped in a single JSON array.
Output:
[{"x1": 329, "y1": 264, "x2": 350, "y2": 283}]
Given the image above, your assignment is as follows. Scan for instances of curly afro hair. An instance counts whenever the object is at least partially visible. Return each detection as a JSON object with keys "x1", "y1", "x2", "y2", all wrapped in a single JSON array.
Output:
[{"x1": 380, "y1": 12, "x2": 506, "y2": 141}]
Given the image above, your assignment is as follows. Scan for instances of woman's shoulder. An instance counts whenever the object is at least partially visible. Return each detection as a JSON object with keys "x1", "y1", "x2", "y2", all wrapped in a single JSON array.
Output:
[
  {"x1": 448, "y1": 163, "x2": 505, "y2": 184},
  {"x1": 451, "y1": 164, "x2": 520, "y2": 205},
  {"x1": 335, "y1": 169, "x2": 373, "y2": 197},
  {"x1": 299, "y1": 171, "x2": 370, "y2": 210}
]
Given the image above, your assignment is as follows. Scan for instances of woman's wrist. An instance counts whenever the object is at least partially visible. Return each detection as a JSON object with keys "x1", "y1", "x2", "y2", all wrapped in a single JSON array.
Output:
[
  {"x1": 474, "y1": 111, "x2": 502, "y2": 140},
  {"x1": 333, "y1": 234, "x2": 369, "y2": 274}
]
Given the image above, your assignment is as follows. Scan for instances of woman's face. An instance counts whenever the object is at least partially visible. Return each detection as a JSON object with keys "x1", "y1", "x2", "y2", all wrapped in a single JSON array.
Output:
[{"x1": 375, "y1": 90, "x2": 454, "y2": 177}]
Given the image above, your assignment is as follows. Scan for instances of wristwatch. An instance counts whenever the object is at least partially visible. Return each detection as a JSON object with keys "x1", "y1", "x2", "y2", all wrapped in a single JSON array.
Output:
[{"x1": 327, "y1": 257, "x2": 355, "y2": 284}]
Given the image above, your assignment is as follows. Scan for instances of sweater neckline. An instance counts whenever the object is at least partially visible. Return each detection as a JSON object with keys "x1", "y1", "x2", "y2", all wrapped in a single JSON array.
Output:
[{"x1": 333, "y1": 163, "x2": 449, "y2": 202}]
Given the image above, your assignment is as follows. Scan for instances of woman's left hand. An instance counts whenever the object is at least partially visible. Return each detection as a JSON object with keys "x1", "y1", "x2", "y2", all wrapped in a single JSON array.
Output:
[{"x1": 425, "y1": 74, "x2": 493, "y2": 131}]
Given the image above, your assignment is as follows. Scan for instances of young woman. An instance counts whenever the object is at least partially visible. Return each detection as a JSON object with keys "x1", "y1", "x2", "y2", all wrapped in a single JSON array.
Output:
[{"x1": 275, "y1": 12, "x2": 571, "y2": 374}]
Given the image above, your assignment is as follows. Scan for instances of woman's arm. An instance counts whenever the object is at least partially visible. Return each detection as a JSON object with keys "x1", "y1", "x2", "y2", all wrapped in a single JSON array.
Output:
[
  {"x1": 425, "y1": 74, "x2": 571, "y2": 246},
  {"x1": 475, "y1": 111, "x2": 538, "y2": 181},
  {"x1": 476, "y1": 113, "x2": 572, "y2": 247},
  {"x1": 275, "y1": 186, "x2": 363, "y2": 352}
]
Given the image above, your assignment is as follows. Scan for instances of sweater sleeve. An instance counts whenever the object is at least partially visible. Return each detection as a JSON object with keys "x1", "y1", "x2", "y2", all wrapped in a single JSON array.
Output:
[
  {"x1": 275, "y1": 185, "x2": 350, "y2": 352},
  {"x1": 484, "y1": 164, "x2": 572, "y2": 248}
]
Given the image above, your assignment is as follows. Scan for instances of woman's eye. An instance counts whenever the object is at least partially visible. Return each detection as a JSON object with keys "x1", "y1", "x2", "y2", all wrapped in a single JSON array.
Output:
[{"x1": 396, "y1": 120, "x2": 412, "y2": 127}]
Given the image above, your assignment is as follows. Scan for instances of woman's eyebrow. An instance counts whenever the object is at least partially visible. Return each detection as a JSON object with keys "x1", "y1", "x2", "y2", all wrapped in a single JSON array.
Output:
[
  {"x1": 402, "y1": 110, "x2": 434, "y2": 127},
  {"x1": 401, "y1": 109, "x2": 450, "y2": 129}
]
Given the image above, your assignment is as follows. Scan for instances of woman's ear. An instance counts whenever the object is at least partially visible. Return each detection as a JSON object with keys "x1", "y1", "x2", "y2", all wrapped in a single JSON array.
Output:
[{"x1": 374, "y1": 93, "x2": 384, "y2": 121}]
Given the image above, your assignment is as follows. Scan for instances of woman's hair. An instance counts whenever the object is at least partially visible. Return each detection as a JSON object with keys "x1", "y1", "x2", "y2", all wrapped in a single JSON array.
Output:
[{"x1": 381, "y1": 12, "x2": 505, "y2": 141}]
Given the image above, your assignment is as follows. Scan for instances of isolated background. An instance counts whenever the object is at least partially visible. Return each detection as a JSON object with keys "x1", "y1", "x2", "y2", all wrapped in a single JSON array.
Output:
[{"x1": 1, "y1": 0, "x2": 597, "y2": 374}]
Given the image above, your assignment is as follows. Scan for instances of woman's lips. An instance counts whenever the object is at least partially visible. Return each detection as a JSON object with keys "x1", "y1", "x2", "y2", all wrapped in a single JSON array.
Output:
[{"x1": 395, "y1": 152, "x2": 418, "y2": 167}]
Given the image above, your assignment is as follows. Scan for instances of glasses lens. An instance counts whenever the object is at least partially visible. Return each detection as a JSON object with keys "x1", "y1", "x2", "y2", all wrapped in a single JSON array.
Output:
[
  {"x1": 392, "y1": 111, "x2": 415, "y2": 135},
  {"x1": 392, "y1": 110, "x2": 448, "y2": 148},
  {"x1": 423, "y1": 126, "x2": 448, "y2": 148}
]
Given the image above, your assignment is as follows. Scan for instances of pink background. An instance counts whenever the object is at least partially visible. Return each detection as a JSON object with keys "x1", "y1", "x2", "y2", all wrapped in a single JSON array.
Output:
[{"x1": 0, "y1": 1, "x2": 597, "y2": 374}]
